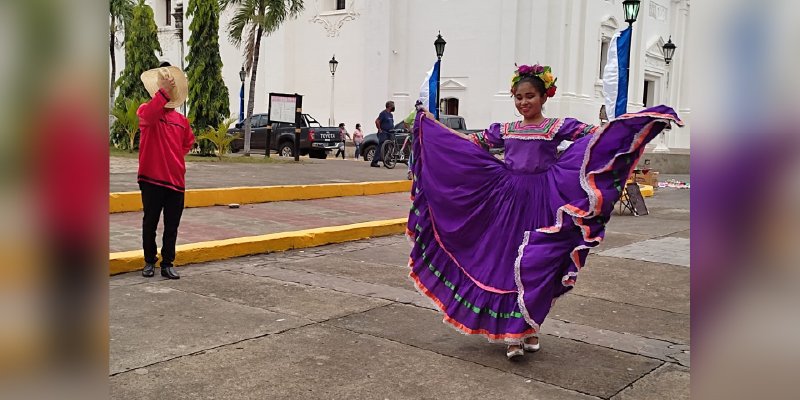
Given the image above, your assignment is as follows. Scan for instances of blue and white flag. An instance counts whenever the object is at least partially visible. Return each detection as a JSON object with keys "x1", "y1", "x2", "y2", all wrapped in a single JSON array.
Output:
[
  {"x1": 602, "y1": 26, "x2": 632, "y2": 120},
  {"x1": 418, "y1": 60, "x2": 440, "y2": 119}
]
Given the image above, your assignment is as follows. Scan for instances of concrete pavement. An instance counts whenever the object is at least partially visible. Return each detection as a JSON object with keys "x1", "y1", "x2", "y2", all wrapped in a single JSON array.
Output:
[
  {"x1": 110, "y1": 156, "x2": 411, "y2": 192},
  {"x1": 109, "y1": 187, "x2": 690, "y2": 399}
]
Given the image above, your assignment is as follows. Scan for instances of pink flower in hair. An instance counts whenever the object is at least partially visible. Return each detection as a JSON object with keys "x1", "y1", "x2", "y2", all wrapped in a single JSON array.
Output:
[
  {"x1": 517, "y1": 65, "x2": 533, "y2": 75},
  {"x1": 533, "y1": 64, "x2": 545, "y2": 74}
]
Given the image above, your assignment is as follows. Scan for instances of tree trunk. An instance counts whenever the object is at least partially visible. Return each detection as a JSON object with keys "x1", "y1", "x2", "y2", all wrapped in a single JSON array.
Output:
[
  {"x1": 110, "y1": 29, "x2": 116, "y2": 107},
  {"x1": 244, "y1": 26, "x2": 263, "y2": 156}
]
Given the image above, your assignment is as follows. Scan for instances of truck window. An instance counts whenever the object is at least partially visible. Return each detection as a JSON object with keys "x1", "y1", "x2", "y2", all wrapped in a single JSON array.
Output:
[{"x1": 304, "y1": 114, "x2": 322, "y2": 128}]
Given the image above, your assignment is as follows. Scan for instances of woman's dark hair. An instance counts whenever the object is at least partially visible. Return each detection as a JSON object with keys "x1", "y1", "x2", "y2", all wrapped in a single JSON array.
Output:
[
  {"x1": 356, "y1": 123, "x2": 361, "y2": 129},
  {"x1": 512, "y1": 74, "x2": 546, "y2": 96},
  {"x1": 339, "y1": 122, "x2": 345, "y2": 128}
]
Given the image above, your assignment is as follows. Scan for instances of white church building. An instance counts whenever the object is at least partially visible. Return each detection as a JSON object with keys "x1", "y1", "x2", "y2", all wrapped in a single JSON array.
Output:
[{"x1": 114, "y1": 0, "x2": 690, "y2": 151}]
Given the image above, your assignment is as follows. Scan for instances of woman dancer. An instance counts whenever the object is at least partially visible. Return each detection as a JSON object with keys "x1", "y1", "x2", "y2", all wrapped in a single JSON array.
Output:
[{"x1": 407, "y1": 64, "x2": 682, "y2": 359}]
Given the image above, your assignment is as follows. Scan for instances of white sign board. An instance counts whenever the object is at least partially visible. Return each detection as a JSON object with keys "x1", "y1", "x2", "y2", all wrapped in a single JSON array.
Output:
[{"x1": 269, "y1": 95, "x2": 297, "y2": 123}]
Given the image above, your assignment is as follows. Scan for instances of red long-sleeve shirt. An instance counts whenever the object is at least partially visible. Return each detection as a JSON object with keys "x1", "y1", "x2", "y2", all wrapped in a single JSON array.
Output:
[{"x1": 136, "y1": 89, "x2": 194, "y2": 192}]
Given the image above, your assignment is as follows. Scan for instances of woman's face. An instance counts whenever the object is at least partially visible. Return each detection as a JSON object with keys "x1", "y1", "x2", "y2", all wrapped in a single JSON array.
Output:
[{"x1": 514, "y1": 81, "x2": 546, "y2": 120}]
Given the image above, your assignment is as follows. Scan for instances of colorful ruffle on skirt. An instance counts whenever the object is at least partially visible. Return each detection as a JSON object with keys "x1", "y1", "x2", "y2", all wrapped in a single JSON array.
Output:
[{"x1": 406, "y1": 106, "x2": 683, "y2": 343}]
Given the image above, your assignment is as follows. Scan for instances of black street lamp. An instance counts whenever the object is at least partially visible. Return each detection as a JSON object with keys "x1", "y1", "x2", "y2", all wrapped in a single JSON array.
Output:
[
  {"x1": 434, "y1": 32, "x2": 446, "y2": 119},
  {"x1": 328, "y1": 55, "x2": 338, "y2": 126},
  {"x1": 329, "y1": 54, "x2": 339, "y2": 75},
  {"x1": 662, "y1": 36, "x2": 676, "y2": 65},
  {"x1": 623, "y1": 0, "x2": 641, "y2": 27},
  {"x1": 653, "y1": 36, "x2": 677, "y2": 153},
  {"x1": 239, "y1": 67, "x2": 246, "y2": 123}
]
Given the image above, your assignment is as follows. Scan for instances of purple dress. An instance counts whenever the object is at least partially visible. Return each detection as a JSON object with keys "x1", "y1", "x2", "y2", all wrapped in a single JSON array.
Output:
[{"x1": 406, "y1": 105, "x2": 682, "y2": 343}]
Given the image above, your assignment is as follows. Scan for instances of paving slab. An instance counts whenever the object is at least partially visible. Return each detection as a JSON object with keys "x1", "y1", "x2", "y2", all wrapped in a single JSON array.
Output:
[
  {"x1": 598, "y1": 237, "x2": 690, "y2": 267},
  {"x1": 591, "y1": 232, "x2": 651, "y2": 253},
  {"x1": 279, "y1": 254, "x2": 413, "y2": 289},
  {"x1": 667, "y1": 229, "x2": 690, "y2": 239},
  {"x1": 551, "y1": 294, "x2": 690, "y2": 344},
  {"x1": 159, "y1": 271, "x2": 391, "y2": 322},
  {"x1": 541, "y1": 319, "x2": 689, "y2": 368},
  {"x1": 642, "y1": 188, "x2": 691, "y2": 210},
  {"x1": 110, "y1": 324, "x2": 598, "y2": 400},
  {"x1": 572, "y1": 256, "x2": 690, "y2": 314},
  {"x1": 236, "y1": 264, "x2": 430, "y2": 310},
  {"x1": 604, "y1": 214, "x2": 688, "y2": 238},
  {"x1": 336, "y1": 241, "x2": 414, "y2": 267},
  {"x1": 109, "y1": 283, "x2": 310, "y2": 375},
  {"x1": 611, "y1": 363, "x2": 690, "y2": 400},
  {"x1": 329, "y1": 304, "x2": 661, "y2": 399}
]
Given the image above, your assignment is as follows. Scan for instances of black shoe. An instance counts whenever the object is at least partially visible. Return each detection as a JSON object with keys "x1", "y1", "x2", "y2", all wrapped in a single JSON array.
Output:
[
  {"x1": 142, "y1": 263, "x2": 155, "y2": 277},
  {"x1": 370, "y1": 163, "x2": 381, "y2": 168},
  {"x1": 161, "y1": 265, "x2": 180, "y2": 279}
]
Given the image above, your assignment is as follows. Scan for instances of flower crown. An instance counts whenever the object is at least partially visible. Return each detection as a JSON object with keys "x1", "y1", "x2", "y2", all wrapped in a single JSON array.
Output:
[{"x1": 511, "y1": 64, "x2": 558, "y2": 97}]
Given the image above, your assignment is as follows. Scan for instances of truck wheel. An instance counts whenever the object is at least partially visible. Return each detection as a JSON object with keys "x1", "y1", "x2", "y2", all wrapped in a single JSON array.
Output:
[
  {"x1": 278, "y1": 142, "x2": 294, "y2": 157},
  {"x1": 363, "y1": 145, "x2": 376, "y2": 161}
]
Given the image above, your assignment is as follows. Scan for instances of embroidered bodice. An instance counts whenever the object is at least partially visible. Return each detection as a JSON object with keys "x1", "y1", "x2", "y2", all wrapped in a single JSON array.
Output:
[{"x1": 469, "y1": 118, "x2": 598, "y2": 173}]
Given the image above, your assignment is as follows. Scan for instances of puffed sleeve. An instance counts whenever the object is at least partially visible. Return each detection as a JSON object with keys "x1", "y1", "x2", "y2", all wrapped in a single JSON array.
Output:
[
  {"x1": 467, "y1": 123, "x2": 504, "y2": 151},
  {"x1": 555, "y1": 118, "x2": 600, "y2": 142}
]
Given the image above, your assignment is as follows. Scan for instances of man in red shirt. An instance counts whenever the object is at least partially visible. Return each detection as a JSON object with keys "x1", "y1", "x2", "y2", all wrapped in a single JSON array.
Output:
[{"x1": 137, "y1": 62, "x2": 194, "y2": 279}]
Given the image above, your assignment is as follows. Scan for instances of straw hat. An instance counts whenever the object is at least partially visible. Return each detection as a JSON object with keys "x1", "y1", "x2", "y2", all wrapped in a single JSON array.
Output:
[{"x1": 140, "y1": 66, "x2": 188, "y2": 108}]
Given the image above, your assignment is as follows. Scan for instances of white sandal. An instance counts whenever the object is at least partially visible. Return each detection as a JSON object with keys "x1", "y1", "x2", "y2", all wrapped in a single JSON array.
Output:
[
  {"x1": 523, "y1": 335, "x2": 540, "y2": 352},
  {"x1": 506, "y1": 344, "x2": 524, "y2": 360}
]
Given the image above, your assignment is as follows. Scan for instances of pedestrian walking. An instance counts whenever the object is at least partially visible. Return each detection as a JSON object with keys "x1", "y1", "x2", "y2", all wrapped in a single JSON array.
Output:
[
  {"x1": 371, "y1": 101, "x2": 395, "y2": 167},
  {"x1": 407, "y1": 63, "x2": 683, "y2": 360},
  {"x1": 335, "y1": 122, "x2": 351, "y2": 159},
  {"x1": 136, "y1": 63, "x2": 194, "y2": 279},
  {"x1": 352, "y1": 123, "x2": 364, "y2": 160}
]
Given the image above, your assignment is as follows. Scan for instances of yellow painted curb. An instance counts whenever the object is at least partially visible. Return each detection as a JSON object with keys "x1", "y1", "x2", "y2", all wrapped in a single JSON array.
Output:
[
  {"x1": 109, "y1": 218, "x2": 408, "y2": 275},
  {"x1": 639, "y1": 184, "x2": 654, "y2": 197},
  {"x1": 109, "y1": 180, "x2": 412, "y2": 213}
]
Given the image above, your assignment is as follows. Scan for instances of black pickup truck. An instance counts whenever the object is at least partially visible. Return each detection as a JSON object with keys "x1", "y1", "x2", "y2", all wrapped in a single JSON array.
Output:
[
  {"x1": 360, "y1": 114, "x2": 484, "y2": 161},
  {"x1": 228, "y1": 113, "x2": 342, "y2": 158}
]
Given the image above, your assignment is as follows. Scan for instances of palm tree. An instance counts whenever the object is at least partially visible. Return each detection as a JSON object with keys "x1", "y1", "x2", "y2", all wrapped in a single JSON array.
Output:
[
  {"x1": 110, "y1": 97, "x2": 145, "y2": 152},
  {"x1": 109, "y1": 0, "x2": 135, "y2": 108},
  {"x1": 222, "y1": 0, "x2": 304, "y2": 156},
  {"x1": 197, "y1": 118, "x2": 240, "y2": 160}
]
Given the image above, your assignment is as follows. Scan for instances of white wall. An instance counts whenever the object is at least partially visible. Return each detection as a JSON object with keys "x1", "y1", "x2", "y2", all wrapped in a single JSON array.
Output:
[{"x1": 111, "y1": 0, "x2": 690, "y2": 149}]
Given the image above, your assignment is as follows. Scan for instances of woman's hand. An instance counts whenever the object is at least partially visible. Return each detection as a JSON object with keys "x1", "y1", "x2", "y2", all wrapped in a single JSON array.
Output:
[
  {"x1": 419, "y1": 107, "x2": 470, "y2": 140},
  {"x1": 418, "y1": 107, "x2": 436, "y2": 120}
]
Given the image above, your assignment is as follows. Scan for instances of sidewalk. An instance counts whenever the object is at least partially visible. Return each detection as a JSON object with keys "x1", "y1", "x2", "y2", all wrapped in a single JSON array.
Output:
[
  {"x1": 110, "y1": 156, "x2": 411, "y2": 192},
  {"x1": 109, "y1": 188, "x2": 690, "y2": 399},
  {"x1": 110, "y1": 192, "x2": 410, "y2": 252}
]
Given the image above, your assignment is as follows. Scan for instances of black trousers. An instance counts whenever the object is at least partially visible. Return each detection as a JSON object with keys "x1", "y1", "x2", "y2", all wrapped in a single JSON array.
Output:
[
  {"x1": 335, "y1": 142, "x2": 346, "y2": 159},
  {"x1": 371, "y1": 132, "x2": 389, "y2": 166},
  {"x1": 139, "y1": 181, "x2": 185, "y2": 268}
]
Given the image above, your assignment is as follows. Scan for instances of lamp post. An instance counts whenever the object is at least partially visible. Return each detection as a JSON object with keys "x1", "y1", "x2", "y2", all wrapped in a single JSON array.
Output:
[
  {"x1": 654, "y1": 36, "x2": 677, "y2": 153},
  {"x1": 434, "y1": 32, "x2": 446, "y2": 120},
  {"x1": 239, "y1": 67, "x2": 246, "y2": 123},
  {"x1": 622, "y1": 0, "x2": 640, "y2": 115},
  {"x1": 172, "y1": 2, "x2": 185, "y2": 115},
  {"x1": 328, "y1": 55, "x2": 338, "y2": 126}
]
